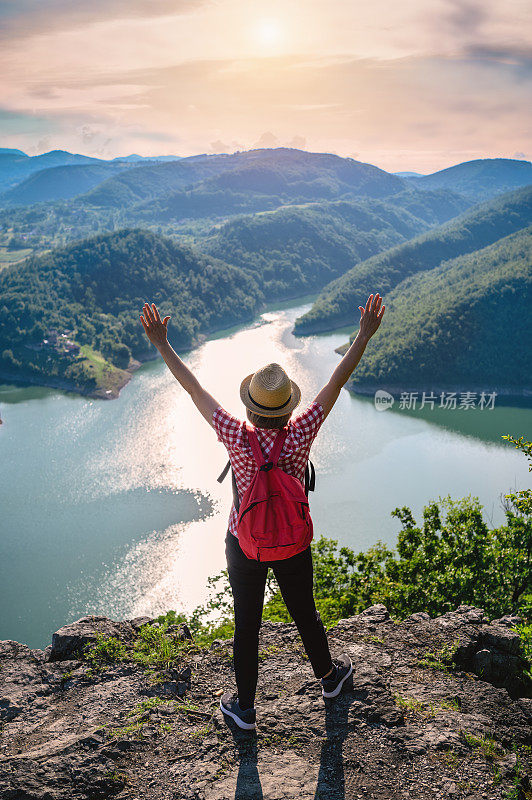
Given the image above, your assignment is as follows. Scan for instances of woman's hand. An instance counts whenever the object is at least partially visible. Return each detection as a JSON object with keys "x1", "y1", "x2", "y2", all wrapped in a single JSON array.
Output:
[
  {"x1": 140, "y1": 302, "x2": 171, "y2": 350},
  {"x1": 358, "y1": 293, "x2": 385, "y2": 341}
]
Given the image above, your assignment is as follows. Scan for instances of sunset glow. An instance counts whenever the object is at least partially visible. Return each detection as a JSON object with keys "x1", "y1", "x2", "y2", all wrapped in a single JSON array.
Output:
[
  {"x1": 254, "y1": 18, "x2": 284, "y2": 48},
  {"x1": 0, "y1": 0, "x2": 530, "y2": 171}
]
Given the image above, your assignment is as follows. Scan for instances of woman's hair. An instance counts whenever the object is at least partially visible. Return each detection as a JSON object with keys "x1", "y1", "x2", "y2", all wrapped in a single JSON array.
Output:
[{"x1": 246, "y1": 409, "x2": 291, "y2": 429}]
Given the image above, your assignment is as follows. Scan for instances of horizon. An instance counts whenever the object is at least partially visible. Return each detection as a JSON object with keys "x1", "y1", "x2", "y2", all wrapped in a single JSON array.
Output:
[
  {"x1": 1, "y1": 144, "x2": 531, "y2": 177},
  {"x1": 1, "y1": 0, "x2": 530, "y2": 173}
]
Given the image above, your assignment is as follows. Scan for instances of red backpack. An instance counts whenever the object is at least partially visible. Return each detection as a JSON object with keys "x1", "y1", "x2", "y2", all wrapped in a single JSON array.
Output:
[{"x1": 218, "y1": 424, "x2": 315, "y2": 561}]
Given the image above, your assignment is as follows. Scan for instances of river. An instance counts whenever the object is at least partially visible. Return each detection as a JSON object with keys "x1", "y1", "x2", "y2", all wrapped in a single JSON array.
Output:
[{"x1": 1, "y1": 299, "x2": 530, "y2": 648}]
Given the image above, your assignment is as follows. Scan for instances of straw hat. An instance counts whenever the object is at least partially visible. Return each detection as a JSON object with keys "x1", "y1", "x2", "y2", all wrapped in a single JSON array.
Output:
[{"x1": 240, "y1": 363, "x2": 301, "y2": 417}]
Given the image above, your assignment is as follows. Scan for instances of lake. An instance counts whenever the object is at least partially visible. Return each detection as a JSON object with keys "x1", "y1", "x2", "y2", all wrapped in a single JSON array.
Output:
[{"x1": 1, "y1": 299, "x2": 530, "y2": 648}]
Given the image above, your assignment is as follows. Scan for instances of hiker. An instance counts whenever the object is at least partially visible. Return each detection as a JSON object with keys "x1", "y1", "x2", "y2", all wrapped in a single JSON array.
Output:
[{"x1": 140, "y1": 293, "x2": 385, "y2": 730}]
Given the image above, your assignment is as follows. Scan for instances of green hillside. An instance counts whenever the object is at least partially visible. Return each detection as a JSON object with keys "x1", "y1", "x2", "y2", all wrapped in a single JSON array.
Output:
[
  {"x1": 200, "y1": 199, "x2": 433, "y2": 298},
  {"x1": 340, "y1": 226, "x2": 532, "y2": 392},
  {"x1": 0, "y1": 229, "x2": 262, "y2": 395},
  {"x1": 295, "y1": 185, "x2": 532, "y2": 333},
  {"x1": 406, "y1": 158, "x2": 532, "y2": 201}
]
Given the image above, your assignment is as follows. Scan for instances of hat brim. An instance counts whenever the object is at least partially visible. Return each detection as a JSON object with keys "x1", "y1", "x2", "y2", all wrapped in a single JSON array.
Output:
[{"x1": 239, "y1": 373, "x2": 301, "y2": 417}]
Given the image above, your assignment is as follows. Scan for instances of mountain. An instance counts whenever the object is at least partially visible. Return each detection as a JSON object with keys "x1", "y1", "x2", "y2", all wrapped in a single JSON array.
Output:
[
  {"x1": 405, "y1": 158, "x2": 532, "y2": 201},
  {"x1": 0, "y1": 229, "x2": 262, "y2": 396},
  {"x1": 294, "y1": 185, "x2": 532, "y2": 333},
  {"x1": 0, "y1": 149, "x2": 111, "y2": 193},
  {"x1": 341, "y1": 226, "x2": 532, "y2": 393},
  {"x1": 394, "y1": 171, "x2": 423, "y2": 178},
  {"x1": 0, "y1": 163, "x2": 131, "y2": 207},
  {"x1": 79, "y1": 153, "x2": 239, "y2": 207},
  {"x1": 80, "y1": 148, "x2": 406, "y2": 209},
  {"x1": 0, "y1": 148, "x2": 27, "y2": 157}
]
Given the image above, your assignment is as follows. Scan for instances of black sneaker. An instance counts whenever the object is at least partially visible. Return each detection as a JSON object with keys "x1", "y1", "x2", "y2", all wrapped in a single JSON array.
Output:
[
  {"x1": 321, "y1": 654, "x2": 353, "y2": 699},
  {"x1": 220, "y1": 692, "x2": 257, "y2": 730}
]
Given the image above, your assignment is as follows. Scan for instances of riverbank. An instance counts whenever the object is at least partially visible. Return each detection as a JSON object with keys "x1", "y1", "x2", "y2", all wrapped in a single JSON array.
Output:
[{"x1": 0, "y1": 357, "x2": 142, "y2": 401}]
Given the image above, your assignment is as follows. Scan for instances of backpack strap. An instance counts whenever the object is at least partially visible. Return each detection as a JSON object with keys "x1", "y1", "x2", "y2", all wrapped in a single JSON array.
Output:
[
  {"x1": 245, "y1": 423, "x2": 267, "y2": 467},
  {"x1": 270, "y1": 427, "x2": 288, "y2": 465},
  {"x1": 217, "y1": 459, "x2": 241, "y2": 513},
  {"x1": 217, "y1": 459, "x2": 231, "y2": 484},
  {"x1": 231, "y1": 467, "x2": 240, "y2": 513},
  {"x1": 304, "y1": 459, "x2": 316, "y2": 496}
]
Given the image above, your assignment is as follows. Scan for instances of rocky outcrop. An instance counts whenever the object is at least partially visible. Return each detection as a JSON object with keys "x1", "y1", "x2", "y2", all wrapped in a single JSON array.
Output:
[{"x1": 0, "y1": 605, "x2": 531, "y2": 799}]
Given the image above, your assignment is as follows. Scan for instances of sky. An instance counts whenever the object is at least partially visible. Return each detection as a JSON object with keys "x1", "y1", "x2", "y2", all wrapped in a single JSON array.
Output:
[{"x1": 0, "y1": 0, "x2": 531, "y2": 172}]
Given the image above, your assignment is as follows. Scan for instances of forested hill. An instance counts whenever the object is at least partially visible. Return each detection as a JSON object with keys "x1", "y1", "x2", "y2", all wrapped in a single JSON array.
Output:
[
  {"x1": 340, "y1": 226, "x2": 532, "y2": 393},
  {"x1": 80, "y1": 148, "x2": 406, "y2": 210},
  {"x1": 405, "y1": 158, "x2": 532, "y2": 201},
  {"x1": 80, "y1": 148, "x2": 406, "y2": 216},
  {"x1": 0, "y1": 229, "x2": 262, "y2": 396},
  {"x1": 199, "y1": 198, "x2": 435, "y2": 299},
  {"x1": 294, "y1": 185, "x2": 532, "y2": 334}
]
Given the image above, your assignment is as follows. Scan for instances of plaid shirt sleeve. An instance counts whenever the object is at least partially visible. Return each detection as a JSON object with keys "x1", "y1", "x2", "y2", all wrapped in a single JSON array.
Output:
[
  {"x1": 290, "y1": 400, "x2": 325, "y2": 445},
  {"x1": 212, "y1": 406, "x2": 245, "y2": 451}
]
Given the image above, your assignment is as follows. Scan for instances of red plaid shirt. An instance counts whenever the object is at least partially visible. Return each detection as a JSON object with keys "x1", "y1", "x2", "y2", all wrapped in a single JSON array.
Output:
[{"x1": 213, "y1": 400, "x2": 324, "y2": 539}]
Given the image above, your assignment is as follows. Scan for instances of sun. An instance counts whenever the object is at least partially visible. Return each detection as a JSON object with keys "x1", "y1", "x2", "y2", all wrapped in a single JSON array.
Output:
[{"x1": 255, "y1": 18, "x2": 283, "y2": 48}]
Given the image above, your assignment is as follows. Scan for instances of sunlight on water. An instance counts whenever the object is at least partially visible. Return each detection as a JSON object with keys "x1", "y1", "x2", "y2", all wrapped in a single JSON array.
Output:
[{"x1": 1, "y1": 300, "x2": 530, "y2": 647}]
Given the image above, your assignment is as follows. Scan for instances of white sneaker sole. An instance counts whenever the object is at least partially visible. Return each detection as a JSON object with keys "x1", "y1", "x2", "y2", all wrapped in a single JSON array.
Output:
[
  {"x1": 322, "y1": 661, "x2": 353, "y2": 698},
  {"x1": 219, "y1": 698, "x2": 257, "y2": 730}
]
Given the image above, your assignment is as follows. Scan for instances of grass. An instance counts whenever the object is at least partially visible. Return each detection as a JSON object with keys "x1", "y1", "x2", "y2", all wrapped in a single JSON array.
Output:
[
  {"x1": 190, "y1": 723, "x2": 214, "y2": 739},
  {"x1": 0, "y1": 246, "x2": 32, "y2": 267},
  {"x1": 102, "y1": 771, "x2": 128, "y2": 784},
  {"x1": 83, "y1": 634, "x2": 128, "y2": 672},
  {"x1": 258, "y1": 731, "x2": 306, "y2": 750},
  {"x1": 417, "y1": 640, "x2": 458, "y2": 673},
  {"x1": 258, "y1": 644, "x2": 283, "y2": 662},
  {"x1": 81, "y1": 616, "x2": 207, "y2": 679},
  {"x1": 78, "y1": 344, "x2": 130, "y2": 394},
  {"x1": 394, "y1": 693, "x2": 462, "y2": 718},
  {"x1": 59, "y1": 669, "x2": 75, "y2": 687},
  {"x1": 126, "y1": 698, "x2": 165, "y2": 716},
  {"x1": 460, "y1": 731, "x2": 505, "y2": 762},
  {"x1": 131, "y1": 621, "x2": 198, "y2": 670}
]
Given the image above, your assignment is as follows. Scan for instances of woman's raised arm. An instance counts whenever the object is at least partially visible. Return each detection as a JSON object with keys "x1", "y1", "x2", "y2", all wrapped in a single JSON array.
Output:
[
  {"x1": 314, "y1": 293, "x2": 385, "y2": 420},
  {"x1": 140, "y1": 302, "x2": 220, "y2": 426}
]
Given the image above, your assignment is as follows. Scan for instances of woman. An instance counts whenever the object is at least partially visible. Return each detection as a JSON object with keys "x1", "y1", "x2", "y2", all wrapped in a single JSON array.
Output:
[{"x1": 140, "y1": 293, "x2": 385, "y2": 730}]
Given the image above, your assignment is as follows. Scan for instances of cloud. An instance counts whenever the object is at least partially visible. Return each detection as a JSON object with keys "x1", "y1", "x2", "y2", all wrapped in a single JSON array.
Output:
[
  {"x1": 209, "y1": 139, "x2": 231, "y2": 153},
  {"x1": 253, "y1": 132, "x2": 280, "y2": 148},
  {"x1": 1, "y1": 0, "x2": 530, "y2": 170},
  {"x1": 288, "y1": 135, "x2": 306, "y2": 149},
  {"x1": 444, "y1": 0, "x2": 488, "y2": 37},
  {"x1": 0, "y1": 0, "x2": 207, "y2": 39}
]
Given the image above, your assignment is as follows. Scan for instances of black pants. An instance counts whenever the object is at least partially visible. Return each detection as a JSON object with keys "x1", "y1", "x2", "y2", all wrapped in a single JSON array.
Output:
[{"x1": 225, "y1": 530, "x2": 333, "y2": 710}]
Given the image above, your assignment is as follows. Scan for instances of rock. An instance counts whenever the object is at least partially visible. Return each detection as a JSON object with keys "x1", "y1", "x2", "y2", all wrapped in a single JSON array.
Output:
[
  {"x1": 434, "y1": 605, "x2": 487, "y2": 626},
  {"x1": 404, "y1": 612, "x2": 431, "y2": 623},
  {"x1": 0, "y1": 695, "x2": 23, "y2": 722},
  {"x1": 359, "y1": 604, "x2": 390, "y2": 623},
  {"x1": 492, "y1": 614, "x2": 522, "y2": 627},
  {"x1": 0, "y1": 606, "x2": 531, "y2": 799},
  {"x1": 49, "y1": 615, "x2": 138, "y2": 661},
  {"x1": 129, "y1": 615, "x2": 154, "y2": 631}
]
